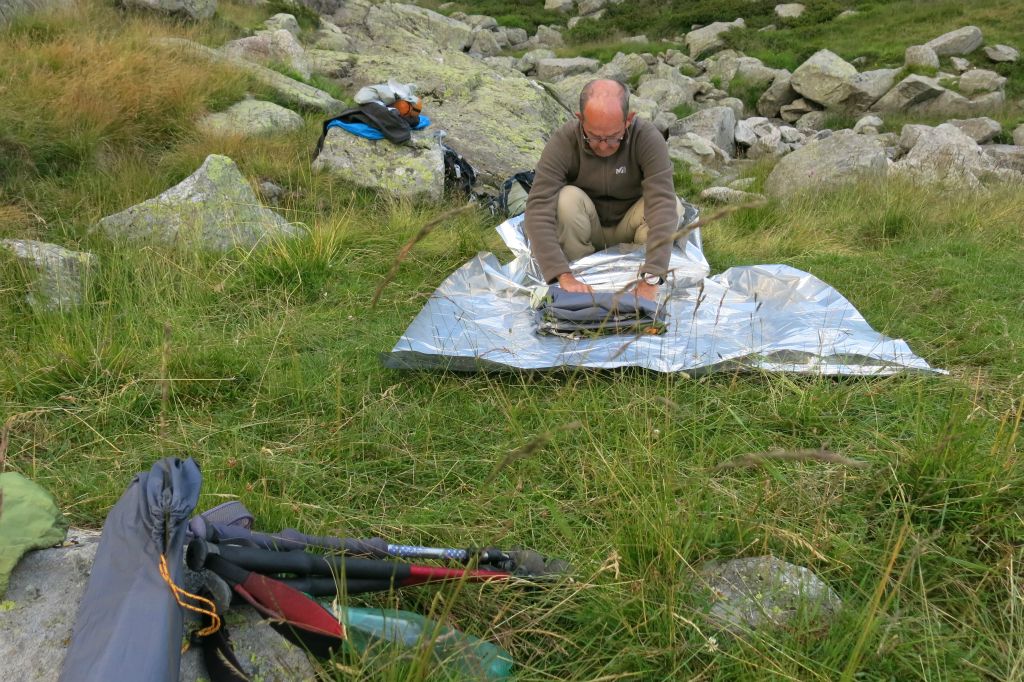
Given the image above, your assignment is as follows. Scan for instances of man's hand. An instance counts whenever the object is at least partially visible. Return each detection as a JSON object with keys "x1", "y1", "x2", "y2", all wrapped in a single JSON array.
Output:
[
  {"x1": 557, "y1": 272, "x2": 594, "y2": 294},
  {"x1": 635, "y1": 280, "x2": 659, "y2": 301}
]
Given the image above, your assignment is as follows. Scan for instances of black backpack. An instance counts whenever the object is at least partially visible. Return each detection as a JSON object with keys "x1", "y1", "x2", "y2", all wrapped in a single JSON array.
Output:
[
  {"x1": 441, "y1": 142, "x2": 477, "y2": 198},
  {"x1": 497, "y1": 170, "x2": 535, "y2": 217}
]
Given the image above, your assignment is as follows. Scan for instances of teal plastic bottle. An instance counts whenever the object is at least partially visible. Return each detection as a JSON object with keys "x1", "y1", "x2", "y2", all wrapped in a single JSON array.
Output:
[{"x1": 340, "y1": 606, "x2": 514, "y2": 680}]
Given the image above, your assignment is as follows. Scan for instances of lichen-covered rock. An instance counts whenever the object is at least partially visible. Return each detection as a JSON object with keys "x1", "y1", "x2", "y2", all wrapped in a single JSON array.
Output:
[
  {"x1": 198, "y1": 100, "x2": 304, "y2": 136},
  {"x1": 947, "y1": 117, "x2": 1001, "y2": 144},
  {"x1": 696, "y1": 556, "x2": 841, "y2": 637},
  {"x1": 757, "y1": 69, "x2": 798, "y2": 118},
  {"x1": 357, "y1": 1, "x2": 474, "y2": 52},
  {"x1": 871, "y1": 74, "x2": 944, "y2": 113},
  {"x1": 343, "y1": 49, "x2": 568, "y2": 188},
  {"x1": 637, "y1": 78, "x2": 698, "y2": 113},
  {"x1": 764, "y1": 129, "x2": 887, "y2": 197},
  {"x1": 925, "y1": 26, "x2": 983, "y2": 57},
  {"x1": 222, "y1": 29, "x2": 310, "y2": 80},
  {"x1": 844, "y1": 68, "x2": 900, "y2": 114},
  {"x1": 120, "y1": 0, "x2": 214, "y2": 20},
  {"x1": 544, "y1": 0, "x2": 573, "y2": 12},
  {"x1": 779, "y1": 97, "x2": 816, "y2": 123},
  {"x1": 685, "y1": 19, "x2": 745, "y2": 59},
  {"x1": 958, "y1": 68, "x2": 1007, "y2": 96},
  {"x1": 598, "y1": 52, "x2": 650, "y2": 82},
  {"x1": 536, "y1": 57, "x2": 601, "y2": 82},
  {"x1": 905, "y1": 45, "x2": 939, "y2": 69},
  {"x1": 517, "y1": 48, "x2": 557, "y2": 74},
  {"x1": 853, "y1": 114, "x2": 883, "y2": 134},
  {"x1": 264, "y1": 12, "x2": 300, "y2": 36},
  {"x1": 904, "y1": 88, "x2": 1004, "y2": 118},
  {"x1": 468, "y1": 28, "x2": 501, "y2": 57},
  {"x1": 668, "y1": 133, "x2": 729, "y2": 175},
  {"x1": 313, "y1": 129, "x2": 444, "y2": 201},
  {"x1": 790, "y1": 49, "x2": 857, "y2": 109},
  {"x1": 733, "y1": 57, "x2": 782, "y2": 91},
  {"x1": 794, "y1": 111, "x2": 827, "y2": 131},
  {"x1": 1014, "y1": 124, "x2": 1024, "y2": 147},
  {"x1": 774, "y1": 3, "x2": 804, "y2": 19},
  {"x1": 0, "y1": 239, "x2": 95, "y2": 310},
  {"x1": 312, "y1": 18, "x2": 359, "y2": 51},
  {"x1": 982, "y1": 144, "x2": 1024, "y2": 174},
  {"x1": 577, "y1": 0, "x2": 607, "y2": 15},
  {"x1": 984, "y1": 44, "x2": 1019, "y2": 63},
  {"x1": 892, "y1": 123, "x2": 1009, "y2": 190},
  {"x1": 670, "y1": 106, "x2": 736, "y2": 157},
  {"x1": 97, "y1": 155, "x2": 298, "y2": 251},
  {"x1": 306, "y1": 49, "x2": 357, "y2": 78},
  {"x1": 534, "y1": 25, "x2": 565, "y2": 48},
  {"x1": 699, "y1": 186, "x2": 765, "y2": 204}
]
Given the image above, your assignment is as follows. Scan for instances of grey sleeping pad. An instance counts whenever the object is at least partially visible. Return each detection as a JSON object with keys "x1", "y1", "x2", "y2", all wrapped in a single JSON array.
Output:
[
  {"x1": 58, "y1": 457, "x2": 202, "y2": 682},
  {"x1": 536, "y1": 286, "x2": 666, "y2": 334}
]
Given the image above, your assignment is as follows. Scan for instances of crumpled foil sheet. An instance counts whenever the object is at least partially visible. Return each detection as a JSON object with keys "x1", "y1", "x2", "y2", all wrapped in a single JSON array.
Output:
[{"x1": 383, "y1": 212, "x2": 940, "y2": 375}]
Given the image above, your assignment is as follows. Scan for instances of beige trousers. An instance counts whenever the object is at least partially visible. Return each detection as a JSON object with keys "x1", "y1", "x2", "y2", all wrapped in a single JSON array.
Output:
[{"x1": 556, "y1": 185, "x2": 682, "y2": 262}]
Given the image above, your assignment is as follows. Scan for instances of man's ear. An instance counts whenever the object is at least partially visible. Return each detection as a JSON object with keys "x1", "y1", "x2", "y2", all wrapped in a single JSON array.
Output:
[
  {"x1": 626, "y1": 112, "x2": 636, "y2": 126},
  {"x1": 574, "y1": 111, "x2": 583, "y2": 123}
]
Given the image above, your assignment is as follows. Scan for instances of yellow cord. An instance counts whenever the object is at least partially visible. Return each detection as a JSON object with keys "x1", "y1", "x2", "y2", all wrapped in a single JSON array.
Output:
[{"x1": 159, "y1": 553, "x2": 222, "y2": 639}]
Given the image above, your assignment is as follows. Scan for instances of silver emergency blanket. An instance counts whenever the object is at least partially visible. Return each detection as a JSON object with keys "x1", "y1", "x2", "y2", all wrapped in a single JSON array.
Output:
[{"x1": 384, "y1": 212, "x2": 940, "y2": 375}]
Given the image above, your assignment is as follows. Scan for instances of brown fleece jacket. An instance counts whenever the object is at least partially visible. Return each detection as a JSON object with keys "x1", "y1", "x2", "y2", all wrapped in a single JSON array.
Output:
[{"x1": 524, "y1": 116, "x2": 678, "y2": 284}]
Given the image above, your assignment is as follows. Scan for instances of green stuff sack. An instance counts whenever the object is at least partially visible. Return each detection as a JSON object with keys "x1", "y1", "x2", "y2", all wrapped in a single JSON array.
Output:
[{"x1": 0, "y1": 472, "x2": 67, "y2": 598}]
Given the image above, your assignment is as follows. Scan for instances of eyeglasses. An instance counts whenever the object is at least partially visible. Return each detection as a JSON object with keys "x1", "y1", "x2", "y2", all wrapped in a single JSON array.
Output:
[{"x1": 582, "y1": 128, "x2": 627, "y2": 145}]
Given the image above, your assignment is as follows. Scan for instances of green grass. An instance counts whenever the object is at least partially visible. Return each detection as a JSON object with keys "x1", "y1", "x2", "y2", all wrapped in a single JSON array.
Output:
[{"x1": 3, "y1": 1, "x2": 1024, "y2": 681}]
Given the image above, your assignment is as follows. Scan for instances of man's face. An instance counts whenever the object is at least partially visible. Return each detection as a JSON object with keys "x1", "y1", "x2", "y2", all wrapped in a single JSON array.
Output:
[{"x1": 577, "y1": 107, "x2": 634, "y2": 158}]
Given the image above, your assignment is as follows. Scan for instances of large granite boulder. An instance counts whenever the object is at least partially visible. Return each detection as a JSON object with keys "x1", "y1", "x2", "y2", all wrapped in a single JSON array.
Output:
[
  {"x1": 1014, "y1": 124, "x2": 1024, "y2": 147},
  {"x1": 924, "y1": 26, "x2": 984, "y2": 57},
  {"x1": 545, "y1": 0, "x2": 573, "y2": 12},
  {"x1": 757, "y1": 70, "x2": 798, "y2": 118},
  {"x1": 637, "y1": 78, "x2": 699, "y2": 112},
  {"x1": 764, "y1": 129, "x2": 887, "y2": 197},
  {"x1": 685, "y1": 19, "x2": 745, "y2": 59},
  {"x1": 339, "y1": 50, "x2": 568, "y2": 188},
  {"x1": 892, "y1": 123, "x2": 1011, "y2": 190},
  {"x1": 946, "y1": 117, "x2": 1001, "y2": 144},
  {"x1": 333, "y1": 0, "x2": 474, "y2": 53},
  {"x1": 774, "y1": 3, "x2": 804, "y2": 19},
  {"x1": 790, "y1": 49, "x2": 858, "y2": 109},
  {"x1": 197, "y1": 100, "x2": 304, "y2": 136},
  {"x1": 905, "y1": 45, "x2": 939, "y2": 69},
  {"x1": 844, "y1": 68, "x2": 900, "y2": 114},
  {"x1": 982, "y1": 145, "x2": 1024, "y2": 174},
  {"x1": 536, "y1": 57, "x2": 601, "y2": 82},
  {"x1": 670, "y1": 106, "x2": 737, "y2": 157},
  {"x1": 313, "y1": 129, "x2": 444, "y2": 201},
  {"x1": 984, "y1": 44, "x2": 1019, "y2": 63},
  {"x1": 325, "y1": 7, "x2": 568, "y2": 189},
  {"x1": 222, "y1": 29, "x2": 311, "y2": 79},
  {"x1": 958, "y1": 68, "x2": 1007, "y2": 96},
  {"x1": 668, "y1": 133, "x2": 730, "y2": 175},
  {"x1": 871, "y1": 74, "x2": 944, "y2": 113},
  {"x1": 0, "y1": 239, "x2": 95, "y2": 311},
  {"x1": 598, "y1": 52, "x2": 650, "y2": 82},
  {"x1": 96, "y1": 155, "x2": 299, "y2": 250},
  {"x1": 904, "y1": 88, "x2": 1004, "y2": 118}
]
